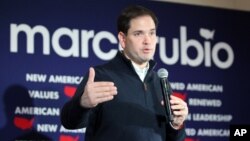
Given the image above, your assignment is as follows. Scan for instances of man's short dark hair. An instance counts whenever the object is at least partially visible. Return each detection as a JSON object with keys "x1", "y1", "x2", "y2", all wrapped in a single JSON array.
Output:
[{"x1": 117, "y1": 5, "x2": 158, "y2": 34}]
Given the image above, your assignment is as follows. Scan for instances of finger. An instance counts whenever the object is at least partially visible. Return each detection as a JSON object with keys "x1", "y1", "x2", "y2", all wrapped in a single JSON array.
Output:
[
  {"x1": 87, "y1": 67, "x2": 95, "y2": 83},
  {"x1": 91, "y1": 81, "x2": 115, "y2": 87},
  {"x1": 173, "y1": 110, "x2": 184, "y2": 116},
  {"x1": 170, "y1": 95, "x2": 183, "y2": 101},
  {"x1": 94, "y1": 86, "x2": 117, "y2": 94},
  {"x1": 96, "y1": 95, "x2": 114, "y2": 104},
  {"x1": 171, "y1": 104, "x2": 186, "y2": 111},
  {"x1": 170, "y1": 97, "x2": 185, "y2": 105},
  {"x1": 173, "y1": 108, "x2": 188, "y2": 116},
  {"x1": 95, "y1": 90, "x2": 118, "y2": 98},
  {"x1": 161, "y1": 100, "x2": 164, "y2": 106}
]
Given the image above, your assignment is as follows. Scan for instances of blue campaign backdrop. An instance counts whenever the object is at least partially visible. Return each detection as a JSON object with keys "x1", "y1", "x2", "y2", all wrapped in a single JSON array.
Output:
[{"x1": 1, "y1": 0, "x2": 250, "y2": 141}]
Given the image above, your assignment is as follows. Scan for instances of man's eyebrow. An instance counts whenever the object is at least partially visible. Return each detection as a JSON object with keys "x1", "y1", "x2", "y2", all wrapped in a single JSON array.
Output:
[
  {"x1": 132, "y1": 28, "x2": 156, "y2": 33},
  {"x1": 150, "y1": 28, "x2": 156, "y2": 31},
  {"x1": 132, "y1": 30, "x2": 143, "y2": 33}
]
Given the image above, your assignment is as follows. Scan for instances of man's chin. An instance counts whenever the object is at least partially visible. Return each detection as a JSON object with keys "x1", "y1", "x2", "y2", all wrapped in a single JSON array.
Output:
[
  {"x1": 143, "y1": 55, "x2": 154, "y2": 61},
  {"x1": 141, "y1": 58, "x2": 153, "y2": 62}
]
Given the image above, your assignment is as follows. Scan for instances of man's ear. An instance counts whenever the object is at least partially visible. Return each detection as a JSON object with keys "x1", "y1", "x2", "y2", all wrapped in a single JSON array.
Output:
[{"x1": 118, "y1": 32, "x2": 126, "y2": 49}]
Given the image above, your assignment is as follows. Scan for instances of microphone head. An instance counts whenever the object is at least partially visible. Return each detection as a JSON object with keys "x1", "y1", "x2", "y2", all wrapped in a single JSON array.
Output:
[{"x1": 157, "y1": 68, "x2": 168, "y2": 78}]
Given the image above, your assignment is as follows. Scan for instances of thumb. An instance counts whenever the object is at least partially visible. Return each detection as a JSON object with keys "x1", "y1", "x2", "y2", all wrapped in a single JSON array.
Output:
[{"x1": 87, "y1": 67, "x2": 95, "y2": 83}]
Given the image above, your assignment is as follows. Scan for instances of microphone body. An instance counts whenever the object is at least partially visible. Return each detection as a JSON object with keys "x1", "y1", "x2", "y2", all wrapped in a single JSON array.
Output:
[{"x1": 157, "y1": 68, "x2": 174, "y2": 122}]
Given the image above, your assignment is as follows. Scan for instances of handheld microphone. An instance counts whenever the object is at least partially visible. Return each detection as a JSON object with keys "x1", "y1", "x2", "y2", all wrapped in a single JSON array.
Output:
[{"x1": 157, "y1": 68, "x2": 174, "y2": 122}]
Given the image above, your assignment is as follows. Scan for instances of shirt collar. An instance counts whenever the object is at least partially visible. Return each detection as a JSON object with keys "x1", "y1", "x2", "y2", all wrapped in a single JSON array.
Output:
[
  {"x1": 131, "y1": 61, "x2": 149, "y2": 81},
  {"x1": 131, "y1": 61, "x2": 149, "y2": 73}
]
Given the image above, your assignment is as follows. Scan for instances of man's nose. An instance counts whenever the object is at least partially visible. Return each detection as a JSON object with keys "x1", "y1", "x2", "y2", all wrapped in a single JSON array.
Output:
[{"x1": 143, "y1": 34, "x2": 151, "y2": 44}]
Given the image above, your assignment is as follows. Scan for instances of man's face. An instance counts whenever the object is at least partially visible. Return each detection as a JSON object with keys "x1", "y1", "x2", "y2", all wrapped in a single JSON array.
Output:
[{"x1": 119, "y1": 15, "x2": 157, "y2": 65}]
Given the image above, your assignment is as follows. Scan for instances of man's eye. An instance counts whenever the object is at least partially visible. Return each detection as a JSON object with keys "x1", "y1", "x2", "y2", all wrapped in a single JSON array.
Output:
[
  {"x1": 150, "y1": 31, "x2": 156, "y2": 35},
  {"x1": 134, "y1": 32, "x2": 142, "y2": 36}
]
